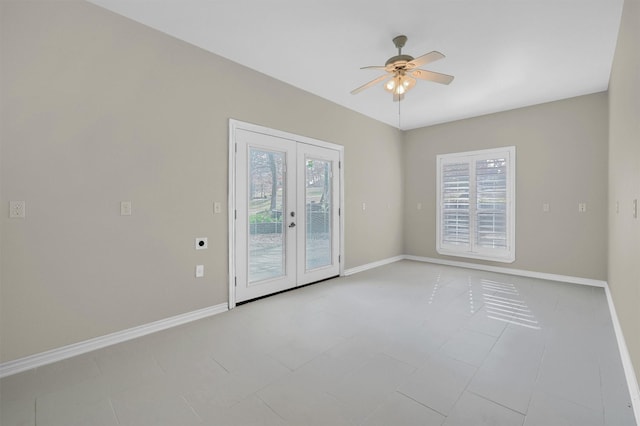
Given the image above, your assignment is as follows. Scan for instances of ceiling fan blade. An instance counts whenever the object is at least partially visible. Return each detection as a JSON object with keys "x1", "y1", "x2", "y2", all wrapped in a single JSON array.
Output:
[
  {"x1": 351, "y1": 74, "x2": 390, "y2": 95},
  {"x1": 411, "y1": 69, "x2": 455, "y2": 85},
  {"x1": 407, "y1": 51, "x2": 445, "y2": 69},
  {"x1": 360, "y1": 66, "x2": 387, "y2": 70}
]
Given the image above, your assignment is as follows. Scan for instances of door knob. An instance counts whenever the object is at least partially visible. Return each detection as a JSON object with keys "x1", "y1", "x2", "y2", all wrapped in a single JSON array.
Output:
[{"x1": 288, "y1": 222, "x2": 296, "y2": 228}]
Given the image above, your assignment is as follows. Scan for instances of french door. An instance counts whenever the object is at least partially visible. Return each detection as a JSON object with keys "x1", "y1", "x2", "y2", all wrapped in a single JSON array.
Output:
[{"x1": 232, "y1": 123, "x2": 341, "y2": 304}]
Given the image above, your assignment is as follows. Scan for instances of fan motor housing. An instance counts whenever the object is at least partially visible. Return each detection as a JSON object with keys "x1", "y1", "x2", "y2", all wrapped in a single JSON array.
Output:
[{"x1": 385, "y1": 54, "x2": 414, "y2": 67}]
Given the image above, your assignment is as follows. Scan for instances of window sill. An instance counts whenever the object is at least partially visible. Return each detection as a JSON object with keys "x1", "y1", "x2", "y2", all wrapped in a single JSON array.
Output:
[{"x1": 436, "y1": 248, "x2": 515, "y2": 264}]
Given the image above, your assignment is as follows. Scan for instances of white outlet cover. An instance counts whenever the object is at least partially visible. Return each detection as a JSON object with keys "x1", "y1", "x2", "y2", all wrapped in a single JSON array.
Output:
[
  {"x1": 195, "y1": 237, "x2": 208, "y2": 250},
  {"x1": 214, "y1": 202, "x2": 222, "y2": 214},
  {"x1": 120, "y1": 201, "x2": 132, "y2": 216}
]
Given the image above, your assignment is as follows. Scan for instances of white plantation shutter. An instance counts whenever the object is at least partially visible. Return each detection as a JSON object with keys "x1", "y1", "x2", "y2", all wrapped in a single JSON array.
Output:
[
  {"x1": 475, "y1": 158, "x2": 507, "y2": 249},
  {"x1": 441, "y1": 162, "x2": 470, "y2": 247},
  {"x1": 437, "y1": 147, "x2": 515, "y2": 263}
]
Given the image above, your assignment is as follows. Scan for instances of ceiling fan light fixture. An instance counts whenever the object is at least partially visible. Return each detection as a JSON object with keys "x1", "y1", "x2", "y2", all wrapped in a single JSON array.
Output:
[
  {"x1": 385, "y1": 79, "x2": 396, "y2": 91},
  {"x1": 403, "y1": 76, "x2": 416, "y2": 91},
  {"x1": 384, "y1": 75, "x2": 415, "y2": 96}
]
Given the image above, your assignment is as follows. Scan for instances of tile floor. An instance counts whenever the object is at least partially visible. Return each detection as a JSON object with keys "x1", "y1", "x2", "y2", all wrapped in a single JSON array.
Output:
[{"x1": 0, "y1": 260, "x2": 636, "y2": 425}]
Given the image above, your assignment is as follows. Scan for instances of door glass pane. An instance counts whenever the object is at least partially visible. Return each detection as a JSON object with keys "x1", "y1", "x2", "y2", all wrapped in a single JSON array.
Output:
[
  {"x1": 248, "y1": 148, "x2": 285, "y2": 283},
  {"x1": 305, "y1": 158, "x2": 332, "y2": 271}
]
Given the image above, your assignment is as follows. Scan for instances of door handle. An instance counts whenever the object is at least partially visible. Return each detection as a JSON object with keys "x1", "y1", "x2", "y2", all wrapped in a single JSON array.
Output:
[{"x1": 288, "y1": 222, "x2": 296, "y2": 228}]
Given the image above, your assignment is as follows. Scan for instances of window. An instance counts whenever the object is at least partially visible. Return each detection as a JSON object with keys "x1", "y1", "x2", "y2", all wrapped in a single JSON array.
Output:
[{"x1": 437, "y1": 146, "x2": 515, "y2": 263}]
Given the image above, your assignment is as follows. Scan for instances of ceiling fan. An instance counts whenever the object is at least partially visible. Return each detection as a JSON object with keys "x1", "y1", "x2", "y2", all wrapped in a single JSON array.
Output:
[{"x1": 351, "y1": 35, "x2": 454, "y2": 102}]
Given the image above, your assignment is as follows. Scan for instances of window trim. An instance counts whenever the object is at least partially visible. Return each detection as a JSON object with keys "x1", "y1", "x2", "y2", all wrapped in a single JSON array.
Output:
[{"x1": 436, "y1": 146, "x2": 516, "y2": 263}]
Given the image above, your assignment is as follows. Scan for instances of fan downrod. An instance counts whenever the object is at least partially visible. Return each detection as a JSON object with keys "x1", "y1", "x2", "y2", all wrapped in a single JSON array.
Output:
[{"x1": 386, "y1": 35, "x2": 413, "y2": 66}]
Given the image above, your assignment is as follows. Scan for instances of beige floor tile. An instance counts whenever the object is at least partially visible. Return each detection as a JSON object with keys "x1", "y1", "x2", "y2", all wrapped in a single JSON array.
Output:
[
  {"x1": 398, "y1": 352, "x2": 477, "y2": 416},
  {"x1": 444, "y1": 391, "x2": 525, "y2": 426},
  {"x1": 361, "y1": 391, "x2": 445, "y2": 426}
]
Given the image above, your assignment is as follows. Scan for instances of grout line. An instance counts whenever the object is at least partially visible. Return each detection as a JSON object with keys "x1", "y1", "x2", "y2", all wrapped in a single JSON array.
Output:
[
  {"x1": 256, "y1": 394, "x2": 289, "y2": 423},
  {"x1": 532, "y1": 342, "x2": 548, "y2": 387},
  {"x1": 152, "y1": 355, "x2": 168, "y2": 375},
  {"x1": 150, "y1": 355, "x2": 166, "y2": 377},
  {"x1": 108, "y1": 397, "x2": 122, "y2": 425},
  {"x1": 523, "y1": 338, "x2": 547, "y2": 417},
  {"x1": 466, "y1": 389, "x2": 527, "y2": 416},
  {"x1": 181, "y1": 395, "x2": 203, "y2": 423},
  {"x1": 396, "y1": 390, "x2": 448, "y2": 418},
  {"x1": 210, "y1": 355, "x2": 230, "y2": 374}
]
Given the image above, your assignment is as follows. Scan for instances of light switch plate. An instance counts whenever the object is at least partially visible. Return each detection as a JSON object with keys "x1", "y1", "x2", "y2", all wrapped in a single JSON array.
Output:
[
  {"x1": 9, "y1": 201, "x2": 25, "y2": 218},
  {"x1": 214, "y1": 202, "x2": 222, "y2": 214},
  {"x1": 543, "y1": 203, "x2": 550, "y2": 212},
  {"x1": 195, "y1": 265, "x2": 204, "y2": 278}
]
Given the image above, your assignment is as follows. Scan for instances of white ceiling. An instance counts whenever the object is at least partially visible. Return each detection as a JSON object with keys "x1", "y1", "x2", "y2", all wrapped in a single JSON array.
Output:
[{"x1": 88, "y1": 0, "x2": 624, "y2": 130}]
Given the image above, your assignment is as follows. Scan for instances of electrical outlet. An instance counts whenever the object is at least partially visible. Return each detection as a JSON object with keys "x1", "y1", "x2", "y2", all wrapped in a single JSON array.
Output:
[
  {"x1": 214, "y1": 202, "x2": 222, "y2": 214},
  {"x1": 362, "y1": 202, "x2": 366, "y2": 211},
  {"x1": 9, "y1": 201, "x2": 25, "y2": 218},
  {"x1": 543, "y1": 203, "x2": 550, "y2": 212},
  {"x1": 578, "y1": 203, "x2": 587, "y2": 213}
]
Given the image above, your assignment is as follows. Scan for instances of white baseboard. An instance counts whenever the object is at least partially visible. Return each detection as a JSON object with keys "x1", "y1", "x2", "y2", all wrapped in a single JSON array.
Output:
[
  {"x1": 343, "y1": 255, "x2": 405, "y2": 276},
  {"x1": 404, "y1": 255, "x2": 607, "y2": 288},
  {"x1": 605, "y1": 284, "x2": 640, "y2": 424},
  {"x1": 344, "y1": 254, "x2": 607, "y2": 287},
  {"x1": 0, "y1": 303, "x2": 228, "y2": 379}
]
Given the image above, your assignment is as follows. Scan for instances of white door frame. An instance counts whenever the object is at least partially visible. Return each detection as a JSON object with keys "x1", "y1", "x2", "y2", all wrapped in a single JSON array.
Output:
[{"x1": 228, "y1": 119, "x2": 345, "y2": 309}]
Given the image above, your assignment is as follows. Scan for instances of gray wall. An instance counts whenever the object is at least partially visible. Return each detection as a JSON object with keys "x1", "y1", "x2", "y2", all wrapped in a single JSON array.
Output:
[
  {"x1": 403, "y1": 93, "x2": 609, "y2": 281},
  {"x1": 0, "y1": 1, "x2": 404, "y2": 362},
  {"x1": 608, "y1": 0, "x2": 640, "y2": 385},
  {"x1": 1, "y1": 0, "x2": 634, "y2": 377}
]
